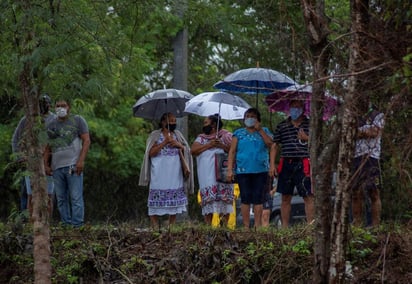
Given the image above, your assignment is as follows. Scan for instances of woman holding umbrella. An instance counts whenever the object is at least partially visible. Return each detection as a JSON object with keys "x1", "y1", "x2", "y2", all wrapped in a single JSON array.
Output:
[
  {"x1": 191, "y1": 114, "x2": 234, "y2": 227},
  {"x1": 139, "y1": 112, "x2": 194, "y2": 229}
]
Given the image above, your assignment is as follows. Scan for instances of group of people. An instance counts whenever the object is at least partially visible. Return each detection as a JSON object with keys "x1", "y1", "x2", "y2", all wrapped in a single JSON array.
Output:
[
  {"x1": 13, "y1": 93, "x2": 382, "y2": 230},
  {"x1": 12, "y1": 94, "x2": 90, "y2": 228},
  {"x1": 139, "y1": 97, "x2": 384, "y2": 230}
]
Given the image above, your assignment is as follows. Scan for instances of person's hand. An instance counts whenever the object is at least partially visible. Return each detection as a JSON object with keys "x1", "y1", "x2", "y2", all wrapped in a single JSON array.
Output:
[
  {"x1": 75, "y1": 161, "x2": 84, "y2": 175},
  {"x1": 269, "y1": 164, "x2": 277, "y2": 178},
  {"x1": 45, "y1": 166, "x2": 53, "y2": 176},
  {"x1": 163, "y1": 134, "x2": 174, "y2": 145},
  {"x1": 297, "y1": 129, "x2": 309, "y2": 141},
  {"x1": 210, "y1": 138, "x2": 221, "y2": 148},
  {"x1": 226, "y1": 169, "x2": 235, "y2": 183},
  {"x1": 254, "y1": 121, "x2": 262, "y2": 131},
  {"x1": 171, "y1": 140, "x2": 185, "y2": 150},
  {"x1": 269, "y1": 188, "x2": 277, "y2": 197}
]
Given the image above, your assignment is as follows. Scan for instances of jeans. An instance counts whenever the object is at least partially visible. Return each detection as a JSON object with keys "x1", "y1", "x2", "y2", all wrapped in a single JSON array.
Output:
[
  {"x1": 25, "y1": 176, "x2": 55, "y2": 194},
  {"x1": 20, "y1": 178, "x2": 28, "y2": 211},
  {"x1": 53, "y1": 166, "x2": 84, "y2": 227}
]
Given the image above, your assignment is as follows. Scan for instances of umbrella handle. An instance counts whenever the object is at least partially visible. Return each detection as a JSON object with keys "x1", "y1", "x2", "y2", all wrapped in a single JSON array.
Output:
[{"x1": 216, "y1": 101, "x2": 221, "y2": 139}]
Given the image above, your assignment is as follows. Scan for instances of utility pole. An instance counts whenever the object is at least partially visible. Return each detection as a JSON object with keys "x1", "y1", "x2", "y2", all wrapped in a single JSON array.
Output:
[{"x1": 172, "y1": 0, "x2": 189, "y2": 139}]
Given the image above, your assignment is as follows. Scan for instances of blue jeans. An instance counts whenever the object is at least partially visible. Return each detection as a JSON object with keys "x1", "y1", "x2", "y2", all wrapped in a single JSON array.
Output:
[
  {"x1": 20, "y1": 178, "x2": 28, "y2": 211},
  {"x1": 25, "y1": 176, "x2": 55, "y2": 194},
  {"x1": 53, "y1": 166, "x2": 84, "y2": 227}
]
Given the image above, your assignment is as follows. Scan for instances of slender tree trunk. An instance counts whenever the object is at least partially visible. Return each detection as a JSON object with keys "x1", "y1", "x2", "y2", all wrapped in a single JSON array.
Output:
[
  {"x1": 329, "y1": 1, "x2": 370, "y2": 282},
  {"x1": 300, "y1": 1, "x2": 337, "y2": 282},
  {"x1": 19, "y1": 1, "x2": 52, "y2": 283}
]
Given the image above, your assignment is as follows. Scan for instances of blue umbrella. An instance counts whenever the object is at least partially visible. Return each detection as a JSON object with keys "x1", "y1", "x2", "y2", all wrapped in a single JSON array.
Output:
[{"x1": 213, "y1": 67, "x2": 297, "y2": 95}]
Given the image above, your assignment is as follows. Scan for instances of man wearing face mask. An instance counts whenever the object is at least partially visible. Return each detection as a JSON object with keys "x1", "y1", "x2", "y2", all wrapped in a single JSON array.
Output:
[
  {"x1": 191, "y1": 114, "x2": 234, "y2": 227},
  {"x1": 227, "y1": 108, "x2": 273, "y2": 229},
  {"x1": 12, "y1": 94, "x2": 56, "y2": 221},
  {"x1": 44, "y1": 98, "x2": 90, "y2": 227},
  {"x1": 270, "y1": 99, "x2": 314, "y2": 228}
]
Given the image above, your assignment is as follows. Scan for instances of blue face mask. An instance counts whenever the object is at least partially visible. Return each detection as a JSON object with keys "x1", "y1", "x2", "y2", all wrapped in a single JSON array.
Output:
[
  {"x1": 290, "y1": 107, "x2": 303, "y2": 120},
  {"x1": 244, "y1": 117, "x2": 257, "y2": 128}
]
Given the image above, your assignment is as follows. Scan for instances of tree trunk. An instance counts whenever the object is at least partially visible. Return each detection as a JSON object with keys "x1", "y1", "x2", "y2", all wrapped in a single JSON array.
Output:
[
  {"x1": 300, "y1": 1, "x2": 337, "y2": 283},
  {"x1": 19, "y1": 1, "x2": 52, "y2": 283},
  {"x1": 328, "y1": 0, "x2": 370, "y2": 282}
]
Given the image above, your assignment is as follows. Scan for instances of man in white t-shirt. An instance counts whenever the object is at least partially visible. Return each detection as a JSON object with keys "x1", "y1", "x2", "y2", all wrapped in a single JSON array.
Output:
[{"x1": 352, "y1": 103, "x2": 384, "y2": 227}]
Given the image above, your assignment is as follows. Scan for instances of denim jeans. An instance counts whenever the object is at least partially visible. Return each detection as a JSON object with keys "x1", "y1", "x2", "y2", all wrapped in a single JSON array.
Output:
[
  {"x1": 53, "y1": 166, "x2": 84, "y2": 227},
  {"x1": 20, "y1": 178, "x2": 28, "y2": 211},
  {"x1": 25, "y1": 175, "x2": 54, "y2": 194}
]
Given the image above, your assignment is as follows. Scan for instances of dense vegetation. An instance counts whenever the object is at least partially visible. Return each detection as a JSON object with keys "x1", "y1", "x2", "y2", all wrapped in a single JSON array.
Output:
[{"x1": 1, "y1": 219, "x2": 411, "y2": 283}]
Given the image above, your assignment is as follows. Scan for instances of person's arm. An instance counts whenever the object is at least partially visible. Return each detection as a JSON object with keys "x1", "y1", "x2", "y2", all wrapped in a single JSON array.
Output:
[
  {"x1": 191, "y1": 138, "x2": 228, "y2": 156},
  {"x1": 44, "y1": 145, "x2": 52, "y2": 176},
  {"x1": 76, "y1": 132, "x2": 90, "y2": 175},
  {"x1": 226, "y1": 137, "x2": 238, "y2": 182},
  {"x1": 357, "y1": 125, "x2": 381, "y2": 139},
  {"x1": 255, "y1": 122, "x2": 273, "y2": 148},
  {"x1": 11, "y1": 117, "x2": 26, "y2": 156},
  {"x1": 358, "y1": 112, "x2": 384, "y2": 139},
  {"x1": 269, "y1": 143, "x2": 279, "y2": 177},
  {"x1": 191, "y1": 140, "x2": 210, "y2": 156}
]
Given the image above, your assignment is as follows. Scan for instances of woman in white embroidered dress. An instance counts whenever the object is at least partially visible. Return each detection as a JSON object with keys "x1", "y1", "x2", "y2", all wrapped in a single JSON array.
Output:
[
  {"x1": 191, "y1": 114, "x2": 234, "y2": 227},
  {"x1": 139, "y1": 112, "x2": 193, "y2": 229}
]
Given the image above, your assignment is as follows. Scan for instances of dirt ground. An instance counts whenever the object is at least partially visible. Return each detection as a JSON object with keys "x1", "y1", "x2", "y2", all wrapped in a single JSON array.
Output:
[{"x1": 1, "y1": 221, "x2": 411, "y2": 283}]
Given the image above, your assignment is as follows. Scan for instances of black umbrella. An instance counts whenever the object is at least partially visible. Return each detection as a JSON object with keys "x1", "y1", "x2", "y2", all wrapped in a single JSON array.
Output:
[{"x1": 132, "y1": 88, "x2": 194, "y2": 120}]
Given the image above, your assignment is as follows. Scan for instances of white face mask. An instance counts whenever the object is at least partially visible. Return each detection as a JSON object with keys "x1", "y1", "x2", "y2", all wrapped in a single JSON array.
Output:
[{"x1": 56, "y1": 107, "x2": 68, "y2": 118}]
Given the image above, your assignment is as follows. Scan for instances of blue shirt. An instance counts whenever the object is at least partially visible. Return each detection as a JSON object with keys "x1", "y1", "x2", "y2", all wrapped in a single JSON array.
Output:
[{"x1": 233, "y1": 127, "x2": 272, "y2": 174}]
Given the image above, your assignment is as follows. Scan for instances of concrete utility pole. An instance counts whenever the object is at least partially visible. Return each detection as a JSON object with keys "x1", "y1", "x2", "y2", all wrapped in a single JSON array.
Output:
[{"x1": 172, "y1": 0, "x2": 189, "y2": 139}]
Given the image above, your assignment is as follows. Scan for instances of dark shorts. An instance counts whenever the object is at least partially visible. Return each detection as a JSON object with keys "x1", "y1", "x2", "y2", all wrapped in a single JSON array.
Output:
[
  {"x1": 277, "y1": 158, "x2": 312, "y2": 197},
  {"x1": 237, "y1": 172, "x2": 268, "y2": 205},
  {"x1": 352, "y1": 155, "x2": 380, "y2": 192}
]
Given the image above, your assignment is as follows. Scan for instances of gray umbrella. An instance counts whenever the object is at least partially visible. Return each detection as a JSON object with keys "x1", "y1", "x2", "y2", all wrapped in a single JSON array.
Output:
[{"x1": 132, "y1": 88, "x2": 194, "y2": 120}]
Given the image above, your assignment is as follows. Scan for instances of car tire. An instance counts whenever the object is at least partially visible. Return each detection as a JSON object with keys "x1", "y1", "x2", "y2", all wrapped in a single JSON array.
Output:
[{"x1": 271, "y1": 214, "x2": 282, "y2": 229}]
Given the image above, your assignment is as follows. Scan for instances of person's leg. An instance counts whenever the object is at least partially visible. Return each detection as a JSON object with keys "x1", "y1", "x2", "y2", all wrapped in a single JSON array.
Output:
[
  {"x1": 304, "y1": 195, "x2": 315, "y2": 224},
  {"x1": 281, "y1": 194, "x2": 292, "y2": 228},
  {"x1": 241, "y1": 203, "x2": 251, "y2": 229},
  {"x1": 46, "y1": 176, "x2": 54, "y2": 220},
  {"x1": 53, "y1": 167, "x2": 71, "y2": 225},
  {"x1": 67, "y1": 171, "x2": 84, "y2": 227},
  {"x1": 352, "y1": 189, "x2": 363, "y2": 226},
  {"x1": 20, "y1": 177, "x2": 28, "y2": 212},
  {"x1": 24, "y1": 176, "x2": 33, "y2": 220},
  {"x1": 262, "y1": 209, "x2": 270, "y2": 227},
  {"x1": 253, "y1": 204, "x2": 263, "y2": 228},
  {"x1": 150, "y1": 215, "x2": 159, "y2": 229},
  {"x1": 221, "y1": 213, "x2": 230, "y2": 227},
  {"x1": 204, "y1": 213, "x2": 213, "y2": 225},
  {"x1": 369, "y1": 189, "x2": 381, "y2": 226},
  {"x1": 367, "y1": 158, "x2": 382, "y2": 227},
  {"x1": 237, "y1": 174, "x2": 252, "y2": 230},
  {"x1": 251, "y1": 172, "x2": 268, "y2": 229},
  {"x1": 168, "y1": 214, "x2": 176, "y2": 226}
]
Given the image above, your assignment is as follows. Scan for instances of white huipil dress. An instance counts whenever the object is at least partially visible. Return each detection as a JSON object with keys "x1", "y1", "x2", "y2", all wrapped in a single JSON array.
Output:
[
  {"x1": 195, "y1": 136, "x2": 234, "y2": 216},
  {"x1": 148, "y1": 133, "x2": 188, "y2": 216}
]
